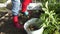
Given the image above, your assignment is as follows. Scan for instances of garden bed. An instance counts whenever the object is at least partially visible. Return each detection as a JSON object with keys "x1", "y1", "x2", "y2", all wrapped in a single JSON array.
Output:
[{"x1": 0, "y1": 10, "x2": 43, "y2": 34}]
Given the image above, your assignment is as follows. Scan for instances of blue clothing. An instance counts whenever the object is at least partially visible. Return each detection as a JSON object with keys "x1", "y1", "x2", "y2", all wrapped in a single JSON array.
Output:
[
  {"x1": 12, "y1": 0, "x2": 21, "y2": 16},
  {"x1": 12, "y1": 0, "x2": 29, "y2": 16}
]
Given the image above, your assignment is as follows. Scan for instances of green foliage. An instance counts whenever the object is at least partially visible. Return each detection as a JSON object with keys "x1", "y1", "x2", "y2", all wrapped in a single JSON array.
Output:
[
  {"x1": 39, "y1": 1, "x2": 60, "y2": 34},
  {"x1": 0, "y1": 0, "x2": 8, "y2": 11},
  {"x1": 0, "y1": 0, "x2": 7, "y2": 3},
  {"x1": 0, "y1": 7, "x2": 8, "y2": 12}
]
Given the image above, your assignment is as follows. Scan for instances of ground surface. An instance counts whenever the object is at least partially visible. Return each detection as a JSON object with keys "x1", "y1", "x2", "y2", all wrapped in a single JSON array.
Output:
[{"x1": 0, "y1": 10, "x2": 42, "y2": 34}]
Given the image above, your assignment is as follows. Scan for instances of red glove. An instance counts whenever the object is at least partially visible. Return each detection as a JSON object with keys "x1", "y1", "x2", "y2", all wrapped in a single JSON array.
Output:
[{"x1": 22, "y1": 0, "x2": 32, "y2": 12}]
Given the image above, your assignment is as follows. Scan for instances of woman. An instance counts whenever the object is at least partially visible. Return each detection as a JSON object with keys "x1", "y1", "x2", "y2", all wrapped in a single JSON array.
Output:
[{"x1": 12, "y1": 0, "x2": 32, "y2": 29}]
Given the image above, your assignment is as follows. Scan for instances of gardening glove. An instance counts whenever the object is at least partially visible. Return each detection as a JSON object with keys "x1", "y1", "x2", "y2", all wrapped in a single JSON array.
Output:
[
  {"x1": 24, "y1": 11, "x2": 29, "y2": 16},
  {"x1": 21, "y1": 11, "x2": 29, "y2": 16}
]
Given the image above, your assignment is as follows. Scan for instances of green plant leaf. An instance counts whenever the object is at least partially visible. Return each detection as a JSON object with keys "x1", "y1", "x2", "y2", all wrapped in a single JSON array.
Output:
[
  {"x1": 42, "y1": 8, "x2": 47, "y2": 11},
  {"x1": 45, "y1": 1, "x2": 48, "y2": 9}
]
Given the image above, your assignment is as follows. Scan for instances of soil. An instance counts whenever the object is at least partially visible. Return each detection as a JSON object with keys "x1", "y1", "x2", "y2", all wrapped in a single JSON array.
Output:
[
  {"x1": 27, "y1": 24, "x2": 39, "y2": 31},
  {"x1": 0, "y1": 10, "x2": 43, "y2": 34}
]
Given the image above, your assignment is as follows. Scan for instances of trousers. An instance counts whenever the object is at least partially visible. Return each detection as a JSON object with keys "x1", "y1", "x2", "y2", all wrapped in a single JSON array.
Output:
[{"x1": 12, "y1": 0, "x2": 32, "y2": 16}]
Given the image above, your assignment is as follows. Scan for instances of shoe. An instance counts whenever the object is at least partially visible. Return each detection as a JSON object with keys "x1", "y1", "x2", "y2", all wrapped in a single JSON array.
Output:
[
  {"x1": 13, "y1": 16, "x2": 23, "y2": 29},
  {"x1": 14, "y1": 23, "x2": 23, "y2": 29},
  {"x1": 13, "y1": 16, "x2": 18, "y2": 23}
]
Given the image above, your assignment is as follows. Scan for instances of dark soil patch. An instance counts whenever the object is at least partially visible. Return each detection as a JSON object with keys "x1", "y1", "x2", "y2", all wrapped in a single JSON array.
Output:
[{"x1": 0, "y1": 10, "x2": 43, "y2": 34}]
